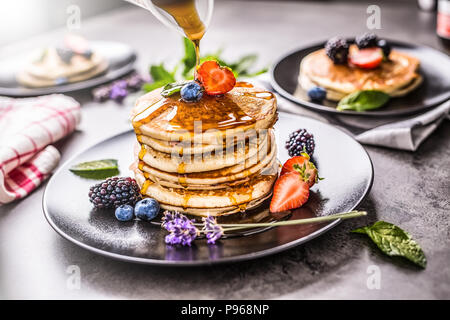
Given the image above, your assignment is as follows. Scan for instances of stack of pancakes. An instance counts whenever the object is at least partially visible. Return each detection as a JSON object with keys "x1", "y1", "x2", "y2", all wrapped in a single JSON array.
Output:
[
  {"x1": 298, "y1": 45, "x2": 422, "y2": 101},
  {"x1": 130, "y1": 84, "x2": 278, "y2": 217}
]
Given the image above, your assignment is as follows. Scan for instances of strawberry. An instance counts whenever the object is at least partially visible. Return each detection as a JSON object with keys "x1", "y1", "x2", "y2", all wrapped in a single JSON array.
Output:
[
  {"x1": 270, "y1": 172, "x2": 310, "y2": 213},
  {"x1": 349, "y1": 47, "x2": 383, "y2": 69},
  {"x1": 280, "y1": 155, "x2": 318, "y2": 187},
  {"x1": 197, "y1": 60, "x2": 236, "y2": 95}
]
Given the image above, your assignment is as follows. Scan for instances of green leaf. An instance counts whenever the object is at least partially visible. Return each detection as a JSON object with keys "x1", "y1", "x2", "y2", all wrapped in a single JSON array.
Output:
[
  {"x1": 142, "y1": 80, "x2": 170, "y2": 92},
  {"x1": 161, "y1": 81, "x2": 189, "y2": 97},
  {"x1": 337, "y1": 90, "x2": 390, "y2": 112},
  {"x1": 150, "y1": 63, "x2": 176, "y2": 83},
  {"x1": 352, "y1": 221, "x2": 427, "y2": 268},
  {"x1": 231, "y1": 54, "x2": 257, "y2": 75},
  {"x1": 69, "y1": 159, "x2": 119, "y2": 179},
  {"x1": 181, "y1": 37, "x2": 197, "y2": 77}
]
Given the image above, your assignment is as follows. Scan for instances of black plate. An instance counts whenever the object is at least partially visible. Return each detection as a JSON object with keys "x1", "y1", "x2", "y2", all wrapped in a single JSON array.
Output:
[
  {"x1": 0, "y1": 41, "x2": 136, "y2": 97},
  {"x1": 42, "y1": 113, "x2": 374, "y2": 266},
  {"x1": 271, "y1": 40, "x2": 450, "y2": 117}
]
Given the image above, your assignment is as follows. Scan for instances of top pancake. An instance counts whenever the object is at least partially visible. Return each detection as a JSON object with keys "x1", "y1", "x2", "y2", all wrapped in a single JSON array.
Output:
[
  {"x1": 300, "y1": 46, "x2": 421, "y2": 98},
  {"x1": 131, "y1": 85, "x2": 278, "y2": 143}
]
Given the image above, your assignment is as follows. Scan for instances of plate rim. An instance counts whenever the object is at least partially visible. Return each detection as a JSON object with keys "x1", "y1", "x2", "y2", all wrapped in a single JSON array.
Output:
[
  {"x1": 270, "y1": 39, "x2": 450, "y2": 117},
  {"x1": 42, "y1": 113, "x2": 374, "y2": 266},
  {"x1": 0, "y1": 40, "x2": 137, "y2": 97}
]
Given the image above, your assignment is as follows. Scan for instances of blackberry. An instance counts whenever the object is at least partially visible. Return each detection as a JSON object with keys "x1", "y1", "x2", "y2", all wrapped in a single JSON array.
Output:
[
  {"x1": 88, "y1": 177, "x2": 141, "y2": 210},
  {"x1": 285, "y1": 129, "x2": 315, "y2": 157},
  {"x1": 377, "y1": 39, "x2": 391, "y2": 58},
  {"x1": 56, "y1": 47, "x2": 74, "y2": 64},
  {"x1": 355, "y1": 33, "x2": 378, "y2": 49},
  {"x1": 325, "y1": 37, "x2": 349, "y2": 64}
]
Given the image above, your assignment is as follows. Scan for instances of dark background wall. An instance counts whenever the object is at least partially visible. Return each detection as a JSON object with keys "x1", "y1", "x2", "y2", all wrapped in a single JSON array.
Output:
[{"x1": 0, "y1": 0, "x2": 417, "y2": 47}]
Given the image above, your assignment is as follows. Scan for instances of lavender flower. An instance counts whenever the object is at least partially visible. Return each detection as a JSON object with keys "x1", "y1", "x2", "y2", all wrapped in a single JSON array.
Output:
[
  {"x1": 202, "y1": 215, "x2": 223, "y2": 244},
  {"x1": 92, "y1": 86, "x2": 111, "y2": 102},
  {"x1": 126, "y1": 73, "x2": 144, "y2": 90},
  {"x1": 162, "y1": 211, "x2": 198, "y2": 246},
  {"x1": 109, "y1": 83, "x2": 128, "y2": 102}
]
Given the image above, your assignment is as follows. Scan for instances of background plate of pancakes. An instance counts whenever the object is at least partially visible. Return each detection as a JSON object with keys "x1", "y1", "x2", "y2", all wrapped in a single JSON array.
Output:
[
  {"x1": 271, "y1": 40, "x2": 450, "y2": 117},
  {"x1": 0, "y1": 41, "x2": 136, "y2": 97},
  {"x1": 43, "y1": 113, "x2": 374, "y2": 266}
]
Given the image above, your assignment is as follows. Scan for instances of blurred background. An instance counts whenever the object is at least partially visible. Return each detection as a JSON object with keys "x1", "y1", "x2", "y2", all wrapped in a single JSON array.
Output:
[{"x1": 0, "y1": 0, "x2": 440, "y2": 46}]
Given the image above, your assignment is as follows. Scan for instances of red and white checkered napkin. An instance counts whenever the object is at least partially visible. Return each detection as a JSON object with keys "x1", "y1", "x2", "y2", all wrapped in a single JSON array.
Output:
[{"x1": 0, "y1": 94, "x2": 81, "y2": 204}]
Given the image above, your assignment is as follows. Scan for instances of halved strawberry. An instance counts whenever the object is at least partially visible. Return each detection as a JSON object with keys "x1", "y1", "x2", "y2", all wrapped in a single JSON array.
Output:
[
  {"x1": 270, "y1": 172, "x2": 310, "y2": 213},
  {"x1": 349, "y1": 47, "x2": 383, "y2": 69},
  {"x1": 197, "y1": 60, "x2": 236, "y2": 95},
  {"x1": 280, "y1": 155, "x2": 318, "y2": 187}
]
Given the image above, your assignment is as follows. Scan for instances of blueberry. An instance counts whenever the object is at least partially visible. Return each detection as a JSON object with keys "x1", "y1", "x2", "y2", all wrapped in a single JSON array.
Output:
[
  {"x1": 134, "y1": 198, "x2": 160, "y2": 221},
  {"x1": 307, "y1": 86, "x2": 327, "y2": 102},
  {"x1": 115, "y1": 204, "x2": 134, "y2": 221},
  {"x1": 180, "y1": 82, "x2": 203, "y2": 102},
  {"x1": 377, "y1": 39, "x2": 391, "y2": 58}
]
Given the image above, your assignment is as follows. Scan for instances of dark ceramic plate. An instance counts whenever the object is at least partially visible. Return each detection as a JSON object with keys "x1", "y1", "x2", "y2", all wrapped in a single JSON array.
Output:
[
  {"x1": 0, "y1": 41, "x2": 136, "y2": 97},
  {"x1": 271, "y1": 40, "x2": 450, "y2": 117},
  {"x1": 42, "y1": 113, "x2": 374, "y2": 266}
]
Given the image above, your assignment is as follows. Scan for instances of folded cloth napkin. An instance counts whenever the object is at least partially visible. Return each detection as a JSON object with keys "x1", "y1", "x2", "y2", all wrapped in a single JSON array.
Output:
[
  {"x1": 355, "y1": 100, "x2": 450, "y2": 151},
  {"x1": 0, "y1": 94, "x2": 81, "y2": 204},
  {"x1": 254, "y1": 75, "x2": 450, "y2": 151}
]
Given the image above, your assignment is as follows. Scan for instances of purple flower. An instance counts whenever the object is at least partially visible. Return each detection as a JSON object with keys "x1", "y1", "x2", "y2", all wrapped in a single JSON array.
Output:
[
  {"x1": 92, "y1": 86, "x2": 111, "y2": 102},
  {"x1": 109, "y1": 84, "x2": 128, "y2": 102},
  {"x1": 202, "y1": 215, "x2": 223, "y2": 244},
  {"x1": 126, "y1": 73, "x2": 144, "y2": 91},
  {"x1": 162, "y1": 211, "x2": 198, "y2": 246},
  {"x1": 113, "y1": 80, "x2": 128, "y2": 89}
]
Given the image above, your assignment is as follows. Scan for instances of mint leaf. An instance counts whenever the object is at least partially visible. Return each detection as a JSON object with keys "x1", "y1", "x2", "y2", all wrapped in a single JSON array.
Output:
[
  {"x1": 352, "y1": 221, "x2": 427, "y2": 268},
  {"x1": 161, "y1": 81, "x2": 189, "y2": 97},
  {"x1": 150, "y1": 63, "x2": 176, "y2": 83},
  {"x1": 142, "y1": 80, "x2": 170, "y2": 92},
  {"x1": 337, "y1": 90, "x2": 390, "y2": 112},
  {"x1": 69, "y1": 159, "x2": 119, "y2": 179},
  {"x1": 230, "y1": 54, "x2": 257, "y2": 75},
  {"x1": 181, "y1": 38, "x2": 197, "y2": 77}
]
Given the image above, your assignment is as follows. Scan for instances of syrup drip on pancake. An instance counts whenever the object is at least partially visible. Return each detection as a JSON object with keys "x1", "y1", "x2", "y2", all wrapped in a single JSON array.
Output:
[{"x1": 132, "y1": 94, "x2": 257, "y2": 134}]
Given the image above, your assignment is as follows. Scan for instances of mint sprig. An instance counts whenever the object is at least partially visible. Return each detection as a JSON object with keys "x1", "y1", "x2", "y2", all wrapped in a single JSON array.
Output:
[
  {"x1": 352, "y1": 221, "x2": 427, "y2": 268},
  {"x1": 142, "y1": 38, "x2": 267, "y2": 92}
]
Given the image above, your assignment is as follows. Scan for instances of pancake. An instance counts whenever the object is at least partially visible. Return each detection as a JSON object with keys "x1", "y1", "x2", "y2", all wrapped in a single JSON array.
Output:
[
  {"x1": 159, "y1": 195, "x2": 272, "y2": 216},
  {"x1": 299, "y1": 46, "x2": 421, "y2": 101},
  {"x1": 136, "y1": 127, "x2": 265, "y2": 155},
  {"x1": 133, "y1": 161, "x2": 278, "y2": 217},
  {"x1": 137, "y1": 129, "x2": 270, "y2": 173},
  {"x1": 17, "y1": 60, "x2": 108, "y2": 88},
  {"x1": 131, "y1": 85, "x2": 278, "y2": 143},
  {"x1": 135, "y1": 132, "x2": 277, "y2": 189}
]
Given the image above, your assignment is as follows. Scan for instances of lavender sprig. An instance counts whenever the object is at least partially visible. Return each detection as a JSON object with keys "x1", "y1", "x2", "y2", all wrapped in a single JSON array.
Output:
[
  {"x1": 202, "y1": 215, "x2": 224, "y2": 244},
  {"x1": 160, "y1": 210, "x2": 367, "y2": 247},
  {"x1": 162, "y1": 211, "x2": 199, "y2": 246}
]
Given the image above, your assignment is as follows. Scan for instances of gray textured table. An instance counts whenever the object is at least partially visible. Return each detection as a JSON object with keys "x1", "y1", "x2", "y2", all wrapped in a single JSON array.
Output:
[{"x1": 1, "y1": 1, "x2": 449, "y2": 299}]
